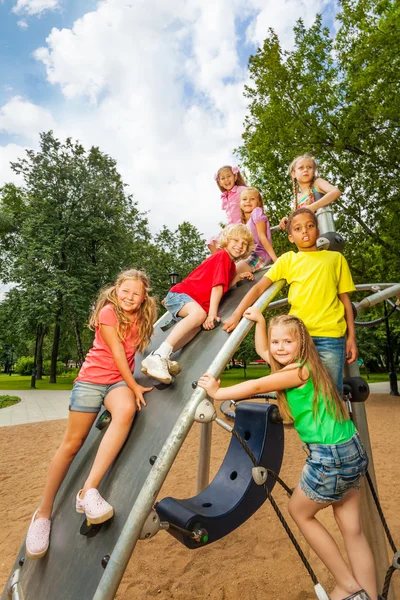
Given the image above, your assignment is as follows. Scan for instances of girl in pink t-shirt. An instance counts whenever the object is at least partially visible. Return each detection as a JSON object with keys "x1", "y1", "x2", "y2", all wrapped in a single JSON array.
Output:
[
  {"x1": 25, "y1": 269, "x2": 157, "y2": 560},
  {"x1": 207, "y1": 165, "x2": 248, "y2": 253}
]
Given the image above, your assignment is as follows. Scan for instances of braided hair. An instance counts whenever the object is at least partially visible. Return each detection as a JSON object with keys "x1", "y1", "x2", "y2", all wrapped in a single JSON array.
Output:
[{"x1": 289, "y1": 154, "x2": 318, "y2": 210}]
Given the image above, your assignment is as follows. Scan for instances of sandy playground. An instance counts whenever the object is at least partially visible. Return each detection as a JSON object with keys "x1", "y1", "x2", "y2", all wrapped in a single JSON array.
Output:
[{"x1": 0, "y1": 392, "x2": 399, "y2": 600}]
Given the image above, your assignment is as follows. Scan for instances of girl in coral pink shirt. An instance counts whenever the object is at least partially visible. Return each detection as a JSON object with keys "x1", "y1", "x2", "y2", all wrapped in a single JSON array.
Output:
[{"x1": 25, "y1": 269, "x2": 157, "y2": 560}]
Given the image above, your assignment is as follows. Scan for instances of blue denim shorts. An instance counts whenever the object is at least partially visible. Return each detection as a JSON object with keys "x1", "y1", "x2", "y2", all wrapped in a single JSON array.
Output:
[
  {"x1": 312, "y1": 336, "x2": 345, "y2": 394},
  {"x1": 300, "y1": 432, "x2": 369, "y2": 504},
  {"x1": 165, "y1": 291, "x2": 196, "y2": 321},
  {"x1": 69, "y1": 380, "x2": 128, "y2": 413}
]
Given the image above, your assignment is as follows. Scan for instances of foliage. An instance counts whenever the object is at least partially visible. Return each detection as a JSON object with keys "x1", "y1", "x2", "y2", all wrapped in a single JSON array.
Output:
[
  {"x1": 237, "y1": 0, "x2": 400, "y2": 358},
  {"x1": 15, "y1": 356, "x2": 67, "y2": 376},
  {"x1": 0, "y1": 132, "x2": 209, "y2": 379},
  {"x1": 0, "y1": 395, "x2": 21, "y2": 409}
]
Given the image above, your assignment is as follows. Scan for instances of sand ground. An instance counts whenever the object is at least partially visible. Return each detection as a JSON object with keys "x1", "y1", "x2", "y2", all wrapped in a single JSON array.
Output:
[{"x1": 0, "y1": 393, "x2": 399, "y2": 599}]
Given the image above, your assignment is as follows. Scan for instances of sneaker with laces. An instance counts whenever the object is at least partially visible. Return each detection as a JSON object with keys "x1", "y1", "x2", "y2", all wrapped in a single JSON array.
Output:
[
  {"x1": 141, "y1": 356, "x2": 180, "y2": 377},
  {"x1": 26, "y1": 509, "x2": 51, "y2": 559},
  {"x1": 76, "y1": 489, "x2": 114, "y2": 524},
  {"x1": 141, "y1": 353, "x2": 172, "y2": 384}
]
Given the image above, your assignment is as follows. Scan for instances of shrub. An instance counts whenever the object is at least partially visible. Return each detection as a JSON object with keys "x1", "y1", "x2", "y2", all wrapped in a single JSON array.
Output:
[
  {"x1": 15, "y1": 356, "x2": 35, "y2": 376},
  {"x1": 15, "y1": 357, "x2": 69, "y2": 376}
]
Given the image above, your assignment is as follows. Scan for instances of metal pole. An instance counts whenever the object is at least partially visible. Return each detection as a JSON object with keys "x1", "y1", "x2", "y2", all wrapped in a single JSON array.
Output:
[
  {"x1": 383, "y1": 301, "x2": 399, "y2": 396},
  {"x1": 197, "y1": 415, "x2": 213, "y2": 493},
  {"x1": 346, "y1": 362, "x2": 396, "y2": 600},
  {"x1": 93, "y1": 280, "x2": 286, "y2": 600},
  {"x1": 316, "y1": 207, "x2": 396, "y2": 600}
]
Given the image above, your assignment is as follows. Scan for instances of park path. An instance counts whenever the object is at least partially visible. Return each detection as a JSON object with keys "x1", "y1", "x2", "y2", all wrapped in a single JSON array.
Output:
[
  {"x1": 0, "y1": 382, "x2": 397, "y2": 427},
  {"x1": 0, "y1": 390, "x2": 70, "y2": 427}
]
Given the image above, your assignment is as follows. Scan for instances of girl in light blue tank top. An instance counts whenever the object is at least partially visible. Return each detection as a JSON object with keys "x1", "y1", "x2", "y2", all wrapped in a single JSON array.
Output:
[
  {"x1": 198, "y1": 312, "x2": 377, "y2": 600},
  {"x1": 280, "y1": 154, "x2": 342, "y2": 230}
]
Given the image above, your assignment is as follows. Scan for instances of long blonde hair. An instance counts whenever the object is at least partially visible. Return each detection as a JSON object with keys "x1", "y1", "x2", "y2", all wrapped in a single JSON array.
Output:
[
  {"x1": 268, "y1": 314, "x2": 349, "y2": 424},
  {"x1": 89, "y1": 269, "x2": 157, "y2": 353},
  {"x1": 289, "y1": 154, "x2": 319, "y2": 210}
]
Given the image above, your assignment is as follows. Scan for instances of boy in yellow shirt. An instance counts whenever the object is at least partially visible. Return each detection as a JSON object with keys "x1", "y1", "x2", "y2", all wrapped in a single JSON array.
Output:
[{"x1": 223, "y1": 208, "x2": 357, "y2": 392}]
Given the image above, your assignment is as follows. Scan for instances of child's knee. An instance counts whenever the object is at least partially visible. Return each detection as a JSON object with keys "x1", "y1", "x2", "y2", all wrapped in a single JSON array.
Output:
[
  {"x1": 113, "y1": 403, "x2": 136, "y2": 425},
  {"x1": 62, "y1": 435, "x2": 86, "y2": 458}
]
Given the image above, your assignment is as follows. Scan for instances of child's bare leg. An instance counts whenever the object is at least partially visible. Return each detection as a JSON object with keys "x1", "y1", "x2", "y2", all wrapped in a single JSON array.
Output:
[
  {"x1": 81, "y1": 387, "x2": 136, "y2": 494},
  {"x1": 288, "y1": 485, "x2": 361, "y2": 599},
  {"x1": 36, "y1": 411, "x2": 96, "y2": 519},
  {"x1": 235, "y1": 259, "x2": 252, "y2": 275},
  {"x1": 333, "y1": 488, "x2": 378, "y2": 600},
  {"x1": 166, "y1": 302, "x2": 207, "y2": 350}
]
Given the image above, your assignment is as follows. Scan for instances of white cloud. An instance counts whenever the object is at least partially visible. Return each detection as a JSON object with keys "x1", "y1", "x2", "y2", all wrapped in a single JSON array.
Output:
[
  {"x1": 17, "y1": 18, "x2": 29, "y2": 29},
  {"x1": 245, "y1": 0, "x2": 334, "y2": 49},
  {"x1": 0, "y1": 96, "x2": 56, "y2": 143},
  {"x1": 12, "y1": 0, "x2": 61, "y2": 16},
  {"x1": 1, "y1": 0, "x2": 337, "y2": 239},
  {"x1": 0, "y1": 143, "x2": 26, "y2": 185}
]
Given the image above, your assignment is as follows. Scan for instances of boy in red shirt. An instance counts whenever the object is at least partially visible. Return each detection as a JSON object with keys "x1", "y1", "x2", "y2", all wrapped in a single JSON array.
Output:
[{"x1": 142, "y1": 224, "x2": 254, "y2": 384}]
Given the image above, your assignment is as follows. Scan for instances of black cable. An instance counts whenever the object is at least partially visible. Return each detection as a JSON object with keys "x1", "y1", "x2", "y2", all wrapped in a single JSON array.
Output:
[{"x1": 231, "y1": 428, "x2": 319, "y2": 586}]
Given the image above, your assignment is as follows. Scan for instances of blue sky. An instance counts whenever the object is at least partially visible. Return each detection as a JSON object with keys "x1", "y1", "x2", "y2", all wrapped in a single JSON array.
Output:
[{"x1": 0, "y1": 0, "x2": 338, "y2": 239}]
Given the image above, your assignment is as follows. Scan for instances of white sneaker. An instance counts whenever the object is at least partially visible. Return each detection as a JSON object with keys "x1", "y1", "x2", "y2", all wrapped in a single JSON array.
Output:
[
  {"x1": 141, "y1": 357, "x2": 180, "y2": 377},
  {"x1": 142, "y1": 354, "x2": 172, "y2": 384}
]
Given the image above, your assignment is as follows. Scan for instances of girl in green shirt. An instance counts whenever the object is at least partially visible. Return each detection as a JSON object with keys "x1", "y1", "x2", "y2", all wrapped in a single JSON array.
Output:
[{"x1": 198, "y1": 312, "x2": 377, "y2": 600}]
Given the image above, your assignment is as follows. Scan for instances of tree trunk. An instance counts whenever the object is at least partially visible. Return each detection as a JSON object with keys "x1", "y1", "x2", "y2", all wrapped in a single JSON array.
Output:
[
  {"x1": 50, "y1": 311, "x2": 62, "y2": 384},
  {"x1": 30, "y1": 326, "x2": 41, "y2": 389},
  {"x1": 73, "y1": 316, "x2": 85, "y2": 367},
  {"x1": 36, "y1": 325, "x2": 47, "y2": 379}
]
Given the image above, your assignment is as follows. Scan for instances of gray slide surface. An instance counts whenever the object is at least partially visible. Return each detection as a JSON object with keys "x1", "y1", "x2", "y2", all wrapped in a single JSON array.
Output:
[{"x1": 2, "y1": 273, "x2": 269, "y2": 600}]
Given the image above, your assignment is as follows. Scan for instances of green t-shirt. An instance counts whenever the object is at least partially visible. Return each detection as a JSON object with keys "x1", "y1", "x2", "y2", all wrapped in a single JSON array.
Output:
[{"x1": 286, "y1": 376, "x2": 355, "y2": 444}]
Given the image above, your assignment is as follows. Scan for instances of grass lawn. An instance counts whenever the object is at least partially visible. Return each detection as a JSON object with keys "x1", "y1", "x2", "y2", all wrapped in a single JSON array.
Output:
[
  {"x1": 0, "y1": 373, "x2": 75, "y2": 391},
  {"x1": 220, "y1": 364, "x2": 393, "y2": 386},
  {"x1": 0, "y1": 367, "x2": 394, "y2": 392},
  {"x1": 0, "y1": 394, "x2": 21, "y2": 408}
]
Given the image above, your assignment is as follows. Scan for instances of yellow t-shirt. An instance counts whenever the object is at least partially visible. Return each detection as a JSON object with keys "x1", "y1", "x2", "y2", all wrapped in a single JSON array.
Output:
[{"x1": 266, "y1": 250, "x2": 355, "y2": 337}]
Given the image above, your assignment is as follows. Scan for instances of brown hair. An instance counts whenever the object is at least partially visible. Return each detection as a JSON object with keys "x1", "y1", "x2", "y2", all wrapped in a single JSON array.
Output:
[
  {"x1": 89, "y1": 269, "x2": 157, "y2": 353},
  {"x1": 218, "y1": 223, "x2": 255, "y2": 259},
  {"x1": 239, "y1": 187, "x2": 264, "y2": 223},
  {"x1": 286, "y1": 207, "x2": 318, "y2": 235},
  {"x1": 267, "y1": 314, "x2": 349, "y2": 424},
  {"x1": 215, "y1": 165, "x2": 247, "y2": 193},
  {"x1": 289, "y1": 154, "x2": 319, "y2": 210}
]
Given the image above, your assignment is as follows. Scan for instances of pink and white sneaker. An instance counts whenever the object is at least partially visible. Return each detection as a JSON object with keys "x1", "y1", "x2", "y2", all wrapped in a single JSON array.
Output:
[
  {"x1": 26, "y1": 509, "x2": 51, "y2": 559},
  {"x1": 76, "y1": 489, "x2": 114, "y2": 524}
]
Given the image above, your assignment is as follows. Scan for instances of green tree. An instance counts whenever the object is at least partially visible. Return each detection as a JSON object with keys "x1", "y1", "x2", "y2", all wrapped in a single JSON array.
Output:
[
  {"x1": 236, "y1": 0, "x2": 400, "y2": 363},
  {"x1": 0, "y1": 131, "x2": 151, "y2": 383},
  {"x1": 238, "y1": 2, "x2": 400, "y2": 282}
]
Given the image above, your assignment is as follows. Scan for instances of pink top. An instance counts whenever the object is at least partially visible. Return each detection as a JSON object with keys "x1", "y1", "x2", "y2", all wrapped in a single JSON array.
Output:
[
  {"x1": 76, "y1": 304, "x2": 138, "y2": 385},
  {"x1": 221, "y1": 185, "x2": 247, "y2": 224}
]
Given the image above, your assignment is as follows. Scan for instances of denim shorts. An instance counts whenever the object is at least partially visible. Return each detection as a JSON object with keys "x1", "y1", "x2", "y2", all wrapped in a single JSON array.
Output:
[
  {"x1": 69, "y1": 380, "x2": 128, "y2": 413},
  {"x1": 312, "y1": 336, "x2": 345, "y2": 394},
  {"x1": 300, "y1": 433, "x2": 369, "y2": 504},
  {"x1": 165, "y1": 291, "x2": 196, "y2": 321}
]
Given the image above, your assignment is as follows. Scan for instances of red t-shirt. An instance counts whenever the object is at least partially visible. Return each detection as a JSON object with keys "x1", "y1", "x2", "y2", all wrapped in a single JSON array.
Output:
[
  {"x1": 171, "y1": 249, "x2": 236, "y2": 312},
  {"x1": 76, "y1": 304, "x2": 138, "y2": 385}
]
